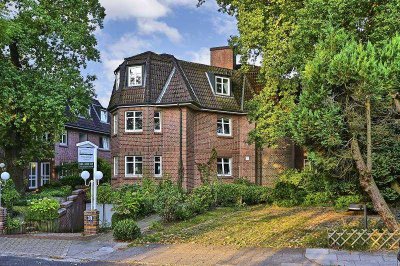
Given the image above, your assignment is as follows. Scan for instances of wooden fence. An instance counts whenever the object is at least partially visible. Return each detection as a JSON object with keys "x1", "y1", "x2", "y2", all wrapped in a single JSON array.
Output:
[{"x1": 328, "y1": 229, "x2": 400, "y2": 250}]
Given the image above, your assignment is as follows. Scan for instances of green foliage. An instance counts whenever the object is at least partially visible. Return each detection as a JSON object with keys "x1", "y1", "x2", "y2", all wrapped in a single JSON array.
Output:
[
  {"x1": 88, "y1": 183, "x2": 115, "y2": 204},
  {"x1": 98, "y1": 158, "x2": 112, "y2": 184},
  {"x1": 0, "y1": 0, "x2": 105, "y2": 191},
  {"x1": 1, "y1": 180, "x2": 20, "y2": 209},
  {"x1": 59, "y1": 175, "x2": 84, "y2": 188},
  {"x1": 26, "y1": 198, "x2": 60, "y2": 221},
  {"x1": 111, "y1": 213, "x2": 128, "y2": 229},
  {"x1": 154, "y1": 180, "x2": 186, "y2": 222},
  {"x1": 303, "y1": 192, "x2": 332, "y2": 207},
  {"x1": 5, "y1": 215, "x2": 21, "y2": 231},
  {"x1": 113, "y1": 219, "x2": 141, "y2": 241},
  {"x1": 335, "y1": 195, "x2": 363, "y2": 210},
  {"x1": 37, "y1": 186, "x2": 72, "y2": 198},
  {"x1": 196, "y1": 148, "x2": 218, "y2": 184},
  {"x1": 213, "y1": 183, "x2": 242, "y2": 207},
  {"x1": 187, "y1": 185, "x2": 214, "y2": 214}
]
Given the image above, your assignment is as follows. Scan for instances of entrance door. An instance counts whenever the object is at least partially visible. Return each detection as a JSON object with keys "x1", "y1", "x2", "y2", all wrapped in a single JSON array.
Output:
[
  {"x1": 29, "y1": 162, "x2": 38, "y2": 189},
  {"x1": 41, "y1": 162, "x2": 50, "y2": 186}
]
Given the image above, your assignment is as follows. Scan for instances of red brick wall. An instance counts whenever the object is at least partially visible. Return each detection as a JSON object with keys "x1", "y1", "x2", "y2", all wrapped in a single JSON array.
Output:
[
  {"x1": 110, "y1": 106, "x2": 256, "y2": 189},
  {"x1": 210, "y1": 46, "x2": 235, "y2": 70}
]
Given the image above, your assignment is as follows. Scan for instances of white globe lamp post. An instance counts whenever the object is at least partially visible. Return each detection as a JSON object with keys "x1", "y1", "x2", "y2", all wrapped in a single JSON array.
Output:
[{"x1": 0, "y1": 164, "x2": 10, "y2": 208}]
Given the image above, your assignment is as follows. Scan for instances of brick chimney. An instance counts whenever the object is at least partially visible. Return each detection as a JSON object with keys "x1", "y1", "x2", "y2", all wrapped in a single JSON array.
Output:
[{"x1": 210, "y1": 46, "x2": 235, "y2": 70}]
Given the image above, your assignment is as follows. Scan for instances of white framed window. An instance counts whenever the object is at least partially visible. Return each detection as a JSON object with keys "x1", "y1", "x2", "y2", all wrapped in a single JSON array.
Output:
[
  {"x1": 43, "y1": 132, "x2": 50, "y2": 142},
  {"x1": 99, "y1": 136, "x2": 110, "y2": 150},
  {"x1": 125, "y1": 156, "x2": 143, "y2": 177},
  {"x1": 217, "y1": 117, "x2": 232, "y2": 136},
  {"x1": 125, "y1": 111, "x2": 143, "y2": 132},
  {"x1": 79, "y1": 133, "x2": 88, "y2": 143},
  {"x1": 113, "y1": 113, "x2": 118, "y2": 135},
  {"x1": 113, "y1": 157, "x2": 119, "y2": 176},
  {"x1": 60, "y1": 130, "x2": 68, "y2": 145},
  {"x1": 59, "y1": 162, "x2": 65, "y2": 178},
  {"x1": 217, "y1": 158, "x2": 232, "y2": 177},
  {"x1": 29, "y1": 162, "x2": 38, "y2": 189},
  {"x1": 215, "y1": 76, "x2": 230, "y2": 96},
  {"x1": 115, "y1": 71, "x2": 120, "y2": 90},
  {"x1": 41, "y1": 162, "x2": 50, "y2": 186},
  {"x1": 154, "y1": 111, "x2": 161, "y2": 132},
  {"x1": 128, "y1": 66, "x2": 143, "y2": 87},
  {"x1": 154, "y1": 156, "x2": 162, "y2": 177},
  {"x1": 100, "y1": 110, "x2": 108, "y2": 123}
]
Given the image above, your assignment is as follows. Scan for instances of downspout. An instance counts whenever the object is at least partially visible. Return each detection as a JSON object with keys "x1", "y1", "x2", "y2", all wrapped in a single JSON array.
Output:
[{"x1": 178, "y1": 104, "x2": 184, "y2": 189}]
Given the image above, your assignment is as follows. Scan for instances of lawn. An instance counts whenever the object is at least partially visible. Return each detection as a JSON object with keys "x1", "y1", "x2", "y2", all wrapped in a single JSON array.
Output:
[{"x1": 135, "y1": 205, "x2": 383, "y2": 248}]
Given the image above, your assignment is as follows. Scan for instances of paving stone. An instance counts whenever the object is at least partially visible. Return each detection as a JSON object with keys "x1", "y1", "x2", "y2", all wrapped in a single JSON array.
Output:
[{"x1": 306, "y1": 248, "x2": 330, "y2": 255}]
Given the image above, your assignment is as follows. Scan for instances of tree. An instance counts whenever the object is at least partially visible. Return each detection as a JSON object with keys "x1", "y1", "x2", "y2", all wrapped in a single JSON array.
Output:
[
  {"x1": 0, "y1": 0, "x2": 105, "y2": 192},
  {"x1": 201, "y1": 0, "x2": 400, "y2": 230}
]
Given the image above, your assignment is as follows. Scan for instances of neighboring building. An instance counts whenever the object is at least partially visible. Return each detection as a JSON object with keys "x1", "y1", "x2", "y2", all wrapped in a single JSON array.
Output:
[
  {"x1": 26, "y1": 99, "x2": 111, "y2": 190},
  {"x1": 108, "y1": 46, "x2": 303, "y2": 190}
]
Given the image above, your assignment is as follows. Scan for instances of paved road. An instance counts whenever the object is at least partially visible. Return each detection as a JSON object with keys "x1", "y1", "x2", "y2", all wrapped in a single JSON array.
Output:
[{"x1": 0, "y1": 256, "x2": 117, "y2": 266}]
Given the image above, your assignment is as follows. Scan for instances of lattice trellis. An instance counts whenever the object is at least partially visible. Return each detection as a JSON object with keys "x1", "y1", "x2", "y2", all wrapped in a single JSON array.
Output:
[{"x1": 328, "y1": 229, "x2": 400, "y2": 250}]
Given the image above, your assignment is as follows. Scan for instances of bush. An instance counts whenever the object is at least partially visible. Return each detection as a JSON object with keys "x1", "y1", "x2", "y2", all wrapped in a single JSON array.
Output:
[
  {"x1": 242, "y1": 185, "x2": 272, "y2": 205},
  {"x1": 59, "y1": 175, "x2": 84, "y2": 188},
  {"x1": 113, "y1": 219, "x2": 141, "y2": 241},
  {"x1": 98, "y1": 158, "x2": 112, "y2": 184},
  {"x1": 303, "y1": 192, "x2": 332, "y2": 206},
  {"x1": 26, "y1": 198, "x2": 60, "y2": 221},
  {"x1": 113, "y1": 190, "x2": 143, "y2": 219},
  {"x1": 186, "y1": 185, "x2": 214, "y2": 214},
  {"x1": 111, "y1": 213, "x2": 128, "y2": 228},
  {"x1": 335, "y1": 195, "x2": 363, "y2": 210},
  {"x1": 1, "y1": 180, "x2": 20, "y2": 209},
  {"x1": 154, "y1": 180, "x2": 186, "y2": 222},
  {"x1": 91, "y1": 183, "x2": 115, "y2": 204},
  {"x1": 213, "y1": 183, "x2": 242, "y2": 207},
  {"x1": 39, "y1": 186, "x2": 72, "y2": 198},
  {"x1": 272, "y1": 170, "x2": 307, "y2": 206},
  {"x1": 5, "y1": 215, "x2": 21, "y2": 231}
]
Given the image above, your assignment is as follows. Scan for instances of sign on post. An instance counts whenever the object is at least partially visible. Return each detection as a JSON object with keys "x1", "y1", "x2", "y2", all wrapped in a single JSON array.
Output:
[
  {"x1": 77, "y1": 141, "x2": 98, "y2": 170},
  {"x1": 78, "y1": 147, "x2": 95, "y2": 169}
]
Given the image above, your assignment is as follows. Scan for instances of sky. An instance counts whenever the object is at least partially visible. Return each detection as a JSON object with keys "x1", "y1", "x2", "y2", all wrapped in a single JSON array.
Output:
[{"x1": 87, "y1": 0, "x2": 238, "y2": 107}]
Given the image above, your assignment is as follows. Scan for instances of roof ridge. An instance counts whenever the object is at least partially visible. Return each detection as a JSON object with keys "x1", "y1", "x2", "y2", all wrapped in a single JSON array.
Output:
[{"x1": 173, "y1": 58, "x2": 200, "y2": 104}]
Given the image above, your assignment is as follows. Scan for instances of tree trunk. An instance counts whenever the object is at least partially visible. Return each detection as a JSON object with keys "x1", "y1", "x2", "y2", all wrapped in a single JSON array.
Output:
[
  {"x1": 349, "y1": 97, "x2": 399, "y2": 231},
  {"x1": 4, "y1": 147, "x2": 25, "y2": 194}
]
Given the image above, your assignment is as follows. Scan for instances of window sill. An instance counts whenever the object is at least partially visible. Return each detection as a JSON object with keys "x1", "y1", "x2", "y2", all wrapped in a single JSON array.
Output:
[
  {"x1": 59, "y1": 144, "x2": 68, "y2": 147},
  {"x1": 99, "y1": 148, "x2": 110, "y2": 151},
  {"x1": 154, "y1": 131, "x2": 162, "y2": 135},
  {"x1": 217, "y1": 175, "x2": 233, "y2": 178},
  {"x1": 217, "y1": 134, "x2": 233, "y2": 139},
  {"x1": 124, "y1": 175, "x2": 143, "y2": 178}
]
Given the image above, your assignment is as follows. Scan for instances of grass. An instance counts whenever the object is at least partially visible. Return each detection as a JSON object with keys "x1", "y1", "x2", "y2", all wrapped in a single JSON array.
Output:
[{"x1": 133, "y1": 205, "x2": 384, "y2": 249}]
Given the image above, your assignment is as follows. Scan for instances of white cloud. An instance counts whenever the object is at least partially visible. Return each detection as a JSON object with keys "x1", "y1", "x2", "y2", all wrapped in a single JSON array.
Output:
[
  {"x1": 187, "y1": 47, "x2": 210, "y2": 65},
  {"x1": 100, "y1": 0, "x2": 169, "y2": 20},
  {"x1": 212, "y1": 15, "x2": 237, "y2": 35},
  {"x1": 137, "y1": 19, "x2": 182, "y2": 43}
]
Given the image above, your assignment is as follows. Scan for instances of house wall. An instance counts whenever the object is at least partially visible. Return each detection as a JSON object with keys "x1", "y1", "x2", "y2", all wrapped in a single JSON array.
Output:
[{"x1": 110, "y1": 106, "x2": 256, "y2": 189}]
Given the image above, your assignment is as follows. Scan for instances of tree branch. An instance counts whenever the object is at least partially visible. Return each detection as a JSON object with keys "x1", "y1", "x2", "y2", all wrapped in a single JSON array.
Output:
[{"x1": 9, "y1": 40, "x2": 22, "y2": 69}]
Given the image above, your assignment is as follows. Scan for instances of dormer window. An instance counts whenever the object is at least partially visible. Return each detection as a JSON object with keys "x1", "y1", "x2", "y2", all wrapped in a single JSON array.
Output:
[
  {"x1": 128, "y1": 66, "x2": 143, "y2": 87},
  {"x1": 215, "y1": 76, "x2": 230, "y2": 96},
  {"x1": 115, "y1": 71, "x2": 120, "y2": 90},
  {"x1": 100, "y1": 109, "x2": 108, "y2": 123}
]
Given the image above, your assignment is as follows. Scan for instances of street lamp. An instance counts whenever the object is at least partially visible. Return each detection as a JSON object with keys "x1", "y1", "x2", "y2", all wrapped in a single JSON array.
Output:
[
  {"x1": 0, "y1": 163, "x2": 10, "y2": 208},
  {"x1": 81, "y1": 170, "x2": 103, "y2": 211}
]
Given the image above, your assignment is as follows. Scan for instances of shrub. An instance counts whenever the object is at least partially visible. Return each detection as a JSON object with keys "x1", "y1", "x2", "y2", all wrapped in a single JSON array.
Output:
[
  {"x1": 303, "y1": 192, "x2": 332, "y2": 206},
  {"x1": 111, "y1": 213, "x2": 128, "y2": 229},
  {"x1": 186, "y1": 185, "x2": 214, "y2": 214},
  {"x1": 335, "y1": 195, "x2": 363, "y2": 210},
  {"x1": 95, "y1": 183, "x2": 115, "y2": 204},
  {"x1": 39, "y1": 186, "x2": 72, "y2": 198},
  {"x1": 213, "y1": 183, "x2": 242, "y2": 207},
  {"x1": 113, "y1": 191, "x2": 143, "y2": 219},
  {"x1": 98, "y1": 158, "x2": 112, "y2": 184},
  {"x1": 26, "y1": 198, "x2": 60, "y2": 221},
  {"x1": 154, "y1": 180, "x2": 186, "y2": 222},
  {"x1": 59, "y1": 175, "x2": 84, "y2": 188},
  {"x1": 113, "y1": 219, "x2": 141, "y2": 241},
  {"x1": 242, "y1": 185, "x2": 272, "y2": 205},
  {"x1": 5, "y1": 215, "x2": 21, "y2": 231},
  {"x1": 233, "y1": 178, "x2": 254, "y2": 186},
  {"x1": 1, "y1": 180, "x2": 20, "y2": 209},
  {"x1": 272, "y1": 170, "x2": 307, "y2": 206}
]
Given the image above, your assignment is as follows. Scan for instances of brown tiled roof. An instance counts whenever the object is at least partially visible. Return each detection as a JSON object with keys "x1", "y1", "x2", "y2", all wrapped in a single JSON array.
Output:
[
  {"x1": 108, "y1": 51, "x2": 262, "y2": 113},
  {"x1": 66, "y1": 99, "x2": 110, "y2": 135}
]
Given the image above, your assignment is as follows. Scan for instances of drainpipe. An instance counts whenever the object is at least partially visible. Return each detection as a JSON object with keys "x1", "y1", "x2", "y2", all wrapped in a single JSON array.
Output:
[{"x1": 178, "y1": 104, "x2": 184, "y2": 189}]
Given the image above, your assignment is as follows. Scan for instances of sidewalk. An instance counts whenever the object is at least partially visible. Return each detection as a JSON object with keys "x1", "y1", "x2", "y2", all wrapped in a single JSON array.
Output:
[{"x1": 0, "y1": 234, "x2": 397, "y2": 266}]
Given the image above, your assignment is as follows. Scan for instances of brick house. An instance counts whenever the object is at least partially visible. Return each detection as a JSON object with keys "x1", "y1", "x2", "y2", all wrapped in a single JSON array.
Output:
[
  {"x1": 26, "y1": 99, "x2": 111, "y2": 189},
  {"x1": 108, "y1": 46, "x2": 303, "y2": 190}
]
